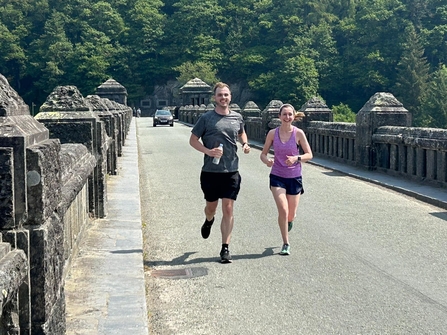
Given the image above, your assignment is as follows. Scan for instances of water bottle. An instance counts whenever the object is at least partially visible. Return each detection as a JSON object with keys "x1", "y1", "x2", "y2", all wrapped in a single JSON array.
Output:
[{"x1": 212, "y1": 143, "x2": 224, "y2": 164}]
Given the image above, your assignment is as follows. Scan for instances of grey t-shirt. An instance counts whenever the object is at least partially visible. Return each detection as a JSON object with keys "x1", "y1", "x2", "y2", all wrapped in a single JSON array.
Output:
[{"x1": 191, "y1": 110, "x2": 245, "y2": 172}]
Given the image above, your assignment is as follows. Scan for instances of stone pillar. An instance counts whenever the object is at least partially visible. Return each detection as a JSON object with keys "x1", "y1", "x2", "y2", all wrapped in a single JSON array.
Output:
[
  {"x1": 261, "y1": 100, "x2": 283, "y2": 136},
  {"x1": 186, "y1": 105, "x2": 193, "y2": 124},
  {"x1": 241, "y1": 101, "x2": 261, "y2": 119},
  {"x1": 298, "y1": 97, "x2": 332, "y2": 131},
  {"x1": 206, "y1": 103, "x2": 215, "y2": 113},
  {"x1": 35, "y1": 86, "x2": 109, "y2": 218},
  {"x1": 86, "y1": 95, "x2": 117, "y2": 175},
  {"x1": 179, "y1": 106, "x2": 186, "y2": 122},
  {"x1": 196, "y1": 104, "x2": 206, "y2": 123},
  {"x1": 0, "y1": 73, "x2": 66, "y2": 334},
  {"x1": 180, "y1": 78, "x2": 212, "y2": 106},
  {"x1": 102, "y1": 98, "x2": 125, "y2": 156},
  {"x1": 229, "y1": 103, "x2": 241, "y2": 114},
  {"x1": 356, "y1": 92, "x2": 410, "y2": 169},
  {"x1": 95, "y1": 78, "x2": 128, "y2": 106},
  {"x1": 241, "y1": 101, "x2": 262, "y2": 141}
]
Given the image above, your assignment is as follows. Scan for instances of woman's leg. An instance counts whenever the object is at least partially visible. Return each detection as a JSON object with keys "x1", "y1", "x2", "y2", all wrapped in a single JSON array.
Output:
[
  {"x1": 286, "y1": 194, "x2": 301, "y2": 223},
  {"x1": 270, "y1": 186, "x2": 289, "y2": 244}
]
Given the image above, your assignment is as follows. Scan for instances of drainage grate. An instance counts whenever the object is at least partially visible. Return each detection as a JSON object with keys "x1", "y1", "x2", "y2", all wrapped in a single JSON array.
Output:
[{"x1": 150, "y1": 267, "x2": 208, "y2": 279}]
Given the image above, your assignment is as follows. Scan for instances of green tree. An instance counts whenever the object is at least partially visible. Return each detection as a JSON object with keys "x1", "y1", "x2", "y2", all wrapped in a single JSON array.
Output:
[
  {"x1": 89, "y1": 1, "x2": 126, "y2": 41},
  {"x1": 0, "y1": 23, "x2": 26, "y2": 87},
  {"x1": 332, "y1": 103, "x2": 356, "y2": 122},
  {"x1": 122, "y1": 0, "x2": 167, "y2": 92},
  {"x1": 392, "y1": 26, "x2": 430, "y2": 125},
  {"x1": 0, "y1": 0, "x2": 34, "y2": 88},
  {"x1": 163, "y1": 0, "x2": 224, "y2": 65},
  {"x1": 221, "y1": 0, "x2": 277, "y2": 81},
  {"x1": 27, "y1": 11, "x2": 73, "y2": 103},
  {"x1": 333, "y1": 0, "x2": 407, "y2": 110},
  {"x1": 419, "y1": 64, "x2": 447, "y2": 128},
  {"x1": 174, "y1": 61, "x2": 219, "y2": 86}
]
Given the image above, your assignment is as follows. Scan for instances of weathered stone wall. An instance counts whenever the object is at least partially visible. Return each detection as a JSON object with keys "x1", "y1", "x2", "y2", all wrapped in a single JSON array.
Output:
[
  {"x1": 0, "y1": 74, "x2": 132, "y2": 334},
  {"x1": 373, "y1": 126, "x2": 447, "y2": 186},
  {"x1": 35, "y1": 86, "x2": 111, "y2": 219},
  {"x1": 306, "y1": 121, "x2": 357, "y2": 164},
  {"x1": 0, "y1": 73, "x2": 69, "y2": 333},
  {"x1": 0, "y1": 241, "x2": 28, "y2": 335}
]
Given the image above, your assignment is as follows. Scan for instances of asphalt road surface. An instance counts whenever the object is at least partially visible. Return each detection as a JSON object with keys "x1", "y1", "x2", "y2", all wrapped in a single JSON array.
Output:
[{"x1": 137, "y1": 117, "x2": 447, "y2": 335}]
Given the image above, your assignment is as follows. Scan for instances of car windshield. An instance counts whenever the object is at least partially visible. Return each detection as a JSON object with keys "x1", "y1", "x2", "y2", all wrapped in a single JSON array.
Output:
[{"x1": 156, "y1": 110, "x2": 171, "y2": 116}]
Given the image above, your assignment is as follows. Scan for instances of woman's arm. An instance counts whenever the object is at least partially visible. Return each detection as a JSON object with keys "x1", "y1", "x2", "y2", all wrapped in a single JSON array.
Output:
[
  {"x1": 260, "y1": 129, "x2": 275, "y2": 167},
  {"x1": 296, "y1": 129, "x2": 313, "y2": 162}
]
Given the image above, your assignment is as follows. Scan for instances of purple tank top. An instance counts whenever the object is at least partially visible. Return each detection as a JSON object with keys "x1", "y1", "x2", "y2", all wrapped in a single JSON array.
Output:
[{"x1": 271, "y1": 127, "x2": 302, "y2": 178}]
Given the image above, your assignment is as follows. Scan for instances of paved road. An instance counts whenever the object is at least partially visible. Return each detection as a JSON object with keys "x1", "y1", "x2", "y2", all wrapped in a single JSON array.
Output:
[{"x1": 138, "y1": 118, "x2": 447, "y2": 335}]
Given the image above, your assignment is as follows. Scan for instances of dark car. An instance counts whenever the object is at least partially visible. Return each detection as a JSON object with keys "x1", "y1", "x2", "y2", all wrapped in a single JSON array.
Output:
[{"x1": 153, "y1": 109, "x2": 174, "y2": 127}]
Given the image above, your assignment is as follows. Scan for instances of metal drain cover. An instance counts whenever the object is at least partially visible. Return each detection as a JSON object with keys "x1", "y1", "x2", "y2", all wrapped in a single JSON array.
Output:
[{"x1": 150, "y1": 267, "x2": 208, "y2": 279}]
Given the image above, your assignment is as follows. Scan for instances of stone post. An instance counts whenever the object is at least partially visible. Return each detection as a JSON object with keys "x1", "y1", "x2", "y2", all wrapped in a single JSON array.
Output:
[
  {"x1": 179, "y1": 106, "x2": 185, "y2": 122},
  {"x1": 102, "y1": 98, "x2": 126, "y2": 156},
  {"x1": 35, "y1": 86, "x2": 110, "y2": 218},
  {"x1": 186, "y1": 105, "x2": 193, "y2": 124},
  {"x1": 179, "y1": 78, "x2": 212, "y2": 107},
  {"x1": 241, "y1": 101, "x2": 261, "y2": 119},
  {"x1": 229, "y1": 103, "x2": 241, "y2": 114},
  {"x1": 355, "y1": 92, "x2": 411, "y2": 169},
  {"x1": 298, "y1": 97, "x2": 333, "y2": 131},
  {"x1": 0, "y1": 73, "x2": 66, "y2": 334},
  {"x1": 241, "y1": 101, "x2": 262, "y2": 141},
  {"x1": 261, "y1": 100, "x2": 283, "y2": 137},
  {"x1": 95, "y1": 78, "x2": 128, "y2": 106},
  {"x1": 206, "y1": 103, "x2": 215, "y2": 113},
  {"x1": 193, "y1": 104, "x2": 205, "y2": 124},
  {"x1": 86, "y1": 95, "x2": 117, "y2": 175}
]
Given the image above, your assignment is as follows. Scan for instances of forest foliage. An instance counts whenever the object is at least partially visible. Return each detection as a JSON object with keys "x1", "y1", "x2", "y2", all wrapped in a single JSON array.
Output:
[{"x1": 0, "y1": 0, "x2": 446, "y2": 127}]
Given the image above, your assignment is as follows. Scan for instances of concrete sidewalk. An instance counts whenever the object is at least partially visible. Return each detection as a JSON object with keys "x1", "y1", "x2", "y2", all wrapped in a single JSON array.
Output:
[{"x1": 65, "y1": 118, "x2": 148, "y2": 335}]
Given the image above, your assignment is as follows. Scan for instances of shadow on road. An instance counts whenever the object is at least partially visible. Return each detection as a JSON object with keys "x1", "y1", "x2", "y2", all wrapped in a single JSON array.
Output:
[
  {"x1": 430, "y1": 211, "x2": 447, "y2": 221},
  {"x1": 145, "y1": 247, "x2": 276, "y2": 267}
]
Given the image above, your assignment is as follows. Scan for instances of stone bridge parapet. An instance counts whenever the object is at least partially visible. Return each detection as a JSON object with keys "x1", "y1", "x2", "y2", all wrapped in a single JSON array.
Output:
[{"x1": 0, "y1": 74, "x2": 131, "y2": 334}]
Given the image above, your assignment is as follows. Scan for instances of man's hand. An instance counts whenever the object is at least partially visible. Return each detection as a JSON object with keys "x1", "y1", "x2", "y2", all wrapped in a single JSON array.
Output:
[{"x1": 242, "y1": 143, "x2": 251, "y2": 154}]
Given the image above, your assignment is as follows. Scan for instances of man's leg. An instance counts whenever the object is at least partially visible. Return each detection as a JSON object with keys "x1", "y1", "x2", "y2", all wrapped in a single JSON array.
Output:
[
  {"x1": 219, "y1": 198, "x2": 234, "y2": 263},
  {"x1": 220, "y1": 198, "x2": 235, "y2": 244},
  {"x1": 201, "y1": 200, "x2": 218, "y2": 239},
  {"x1": 205, "y1": 200, "x2": 218, "y2": 221}
]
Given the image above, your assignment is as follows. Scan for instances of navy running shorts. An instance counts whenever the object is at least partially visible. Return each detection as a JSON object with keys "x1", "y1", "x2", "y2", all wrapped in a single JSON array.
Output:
[{"x1": 269, "y1": 174, "x2": 304, "y2": 195}]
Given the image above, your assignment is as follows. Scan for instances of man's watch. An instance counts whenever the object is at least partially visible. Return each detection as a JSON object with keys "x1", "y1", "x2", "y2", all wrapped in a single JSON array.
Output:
[
  {"x1": 298, "y1": 156, "x2": 302, "y2": 161},
  {"x1": 242, "y1": 142, "x2": 247, "y2": 147}
]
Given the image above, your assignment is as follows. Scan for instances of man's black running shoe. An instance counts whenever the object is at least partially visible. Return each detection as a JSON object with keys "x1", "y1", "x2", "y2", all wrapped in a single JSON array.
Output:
[
  {"x1": 201, "y1": 217, "x2": 214, "y2": 239},
  {"x1": 220, "y1": 249, "x2": 232, "y2": 263}
]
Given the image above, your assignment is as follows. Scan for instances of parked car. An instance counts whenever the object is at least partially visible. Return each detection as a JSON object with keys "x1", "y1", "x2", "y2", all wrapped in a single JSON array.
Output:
[{"x1": 153, "y1": 109, "x2": 174, "y2": 127}]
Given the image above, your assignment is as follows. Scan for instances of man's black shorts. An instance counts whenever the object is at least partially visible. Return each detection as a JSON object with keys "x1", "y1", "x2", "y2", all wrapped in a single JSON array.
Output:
[{"x1": 200, "y1": 171, "x2": 241, "y2": 202}]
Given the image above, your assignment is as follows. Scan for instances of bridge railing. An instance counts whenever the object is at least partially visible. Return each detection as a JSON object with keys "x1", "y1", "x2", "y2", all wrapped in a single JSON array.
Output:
[
  {"x1": 0, "y1": 74, "x2": 132, "y2": 334},
  {"x1": 306, "y1": 121, "x2": 357, "y2": 164},
  {"x1": 373, "y1": 126, "x2": 447, "y2": 186}
]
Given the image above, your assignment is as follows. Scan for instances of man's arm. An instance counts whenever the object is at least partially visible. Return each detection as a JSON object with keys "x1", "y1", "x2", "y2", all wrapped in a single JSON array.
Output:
[
  {"x1": 189, "y1": 133, "x2": 222, "y2": 158},
  {"x1": 238, "y1": 132, "x2": 251, "y2": 154}
]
